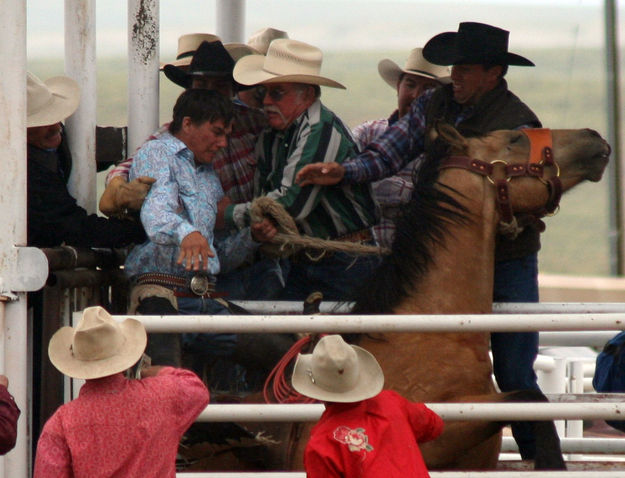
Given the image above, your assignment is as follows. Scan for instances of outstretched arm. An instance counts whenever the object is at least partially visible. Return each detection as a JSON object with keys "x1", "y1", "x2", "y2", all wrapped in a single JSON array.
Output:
[
  {"x1": 295, "y1": 162, "x2": 345, "y2": 187},
  {"x1": 99, "y1": 175, "x2": 156, "y2": 216}
]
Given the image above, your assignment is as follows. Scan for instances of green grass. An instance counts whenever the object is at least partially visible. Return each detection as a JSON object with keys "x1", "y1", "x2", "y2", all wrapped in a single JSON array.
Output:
[{"x1": 28, "y1": 47, "x2": 619, "y2": 276}]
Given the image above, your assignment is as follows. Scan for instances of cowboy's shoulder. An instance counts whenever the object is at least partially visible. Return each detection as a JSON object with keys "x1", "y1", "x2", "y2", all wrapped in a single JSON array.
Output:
[{"x1": 232, "y1": 102, "x2": 268, "y2": 134}]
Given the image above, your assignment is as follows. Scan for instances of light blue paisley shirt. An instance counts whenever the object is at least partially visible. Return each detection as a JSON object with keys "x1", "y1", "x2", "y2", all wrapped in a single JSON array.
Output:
[{"x1": 124, "y1": 131, "x2": 258, "y2": 280}]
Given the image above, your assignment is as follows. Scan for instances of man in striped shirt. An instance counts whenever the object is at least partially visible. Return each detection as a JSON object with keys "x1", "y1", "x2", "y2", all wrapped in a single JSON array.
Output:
[{"x1": 228, "y1": 39, "x2": 379, "y2": 301}]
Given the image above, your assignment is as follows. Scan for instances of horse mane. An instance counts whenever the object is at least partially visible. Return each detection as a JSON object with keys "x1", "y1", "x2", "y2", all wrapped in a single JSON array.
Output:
[{"x1": 351, "y1": 141, "x2": 472, "y2": 314}]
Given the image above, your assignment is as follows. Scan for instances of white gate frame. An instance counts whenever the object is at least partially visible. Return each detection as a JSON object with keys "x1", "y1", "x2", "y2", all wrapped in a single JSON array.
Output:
[{"x1": 67, "y1": 304, "x2": 625, "y2": 477}]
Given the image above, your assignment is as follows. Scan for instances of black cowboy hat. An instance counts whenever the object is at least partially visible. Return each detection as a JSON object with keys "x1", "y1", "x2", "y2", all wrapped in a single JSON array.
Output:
[
  {"x1": 423, "y1": 22, "x2": 534, "y2": 67},
  {"x1": 163, "y1": 40, "x2": 235, "y2": 89}
]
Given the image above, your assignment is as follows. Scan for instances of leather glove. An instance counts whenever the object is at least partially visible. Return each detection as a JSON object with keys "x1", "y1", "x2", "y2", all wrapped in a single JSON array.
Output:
[{"x1": 99, "y1": 175, "x2": 156, "y2": 216}]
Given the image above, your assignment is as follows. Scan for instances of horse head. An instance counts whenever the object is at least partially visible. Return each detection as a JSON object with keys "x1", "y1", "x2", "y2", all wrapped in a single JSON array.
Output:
[{"x1": 434, "y1": 124, "x2": 610, "y2": 226}]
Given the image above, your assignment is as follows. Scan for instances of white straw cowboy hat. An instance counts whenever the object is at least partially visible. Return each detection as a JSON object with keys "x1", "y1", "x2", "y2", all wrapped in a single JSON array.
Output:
[
  {"x1": 27, "y1": 72, "x2": 80, "y2": 128},
  {"x1": 233, "y1": 39, "x2": 345, "y2": 89},
  {"x1": 292, "y1": 335, "x2": 384, "y2": 402},
  {"x1": 161, "y1": 33, "x2": 257, "y2": 70},
  {"x1": 378, "y1": 47, "x2": 451, "y2": 89},
  {"x1": 48, "y1": 306, "x2": 147, "y2": 380},
  {"x1": 247, "y1": 27, "x2": 289, "y2": 55}
]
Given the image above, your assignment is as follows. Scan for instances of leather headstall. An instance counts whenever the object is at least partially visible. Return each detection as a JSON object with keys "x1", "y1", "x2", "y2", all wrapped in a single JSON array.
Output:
[{"x1": 438, "y1": 128, "x2": 562, "y2": 229}]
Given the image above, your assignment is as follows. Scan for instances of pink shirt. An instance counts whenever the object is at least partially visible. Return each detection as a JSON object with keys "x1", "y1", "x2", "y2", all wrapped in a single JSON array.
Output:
[
  {"x1": 304, "y1": 390, "x2": 443, "y2": 478},
  {"x1": 34, "y1": 367, "x2": 209, "y2": 478}
]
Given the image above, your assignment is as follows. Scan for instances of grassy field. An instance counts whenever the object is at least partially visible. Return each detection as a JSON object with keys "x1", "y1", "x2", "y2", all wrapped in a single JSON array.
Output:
[{"x1": 29, "y1": 47, "x2": 620, "y2": 276}]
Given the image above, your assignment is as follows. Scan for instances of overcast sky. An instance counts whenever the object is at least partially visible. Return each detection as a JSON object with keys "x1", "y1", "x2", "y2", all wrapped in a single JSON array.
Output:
[{"x1": 26, "y1": 0, "x2": 618, "y2": 59}]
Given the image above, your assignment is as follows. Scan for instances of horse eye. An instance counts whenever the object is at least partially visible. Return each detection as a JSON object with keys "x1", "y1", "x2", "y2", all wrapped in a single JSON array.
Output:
[{"x1": 510, "y1": 134, "x2": 523, "y2": 145}]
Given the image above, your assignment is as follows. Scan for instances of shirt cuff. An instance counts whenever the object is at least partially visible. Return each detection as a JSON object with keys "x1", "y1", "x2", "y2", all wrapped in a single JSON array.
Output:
[
  {"x1": 227, "y1": 203, "x2": 250, "y2": 230},
  {"x1": 175, "y1": 223, "x2": 198, "y2": 244},
  {"x1": 342, "y1": 161, "x2": 358, "y2": 183}
]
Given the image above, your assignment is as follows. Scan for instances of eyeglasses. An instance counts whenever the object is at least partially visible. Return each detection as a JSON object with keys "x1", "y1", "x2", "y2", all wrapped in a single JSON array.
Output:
[{"x1": 264, "y1": 87, "x2": 287, "y2": 102}]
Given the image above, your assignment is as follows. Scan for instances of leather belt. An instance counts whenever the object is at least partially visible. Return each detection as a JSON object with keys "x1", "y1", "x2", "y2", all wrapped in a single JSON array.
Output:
[{"x1": 134, "y1": 272, "x2": 216, "y2": 298}]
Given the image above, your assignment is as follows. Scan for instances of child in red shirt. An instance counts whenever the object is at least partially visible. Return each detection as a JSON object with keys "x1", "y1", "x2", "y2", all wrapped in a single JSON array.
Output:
[{"x1": 292, "y1": 335, "x2": 443, "y2": 478}]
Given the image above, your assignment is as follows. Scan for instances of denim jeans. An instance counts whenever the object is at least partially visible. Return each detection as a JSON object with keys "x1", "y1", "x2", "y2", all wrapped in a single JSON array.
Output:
[
  {"x1": 216, "y1": 257, "x2": 289, "y2": 300},
  {"x1": 491, "y1": 253, "x2": 540, "y2": 459},
  {"x1": 279, "y1": 250, "x2": 382, "y2": 302}
]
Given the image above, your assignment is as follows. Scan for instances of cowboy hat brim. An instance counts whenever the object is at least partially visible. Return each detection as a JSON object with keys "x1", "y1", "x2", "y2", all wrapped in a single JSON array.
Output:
[
  {"x1": 48, "y1": 318, "x2": 147, "y2": 380},
  {"x1": 233, "y1": 53, "x2": 345, "y2": 89},
  {"x1": 423, "y1": 31, "x2": 534, "y2": 67},
  {"x1": 27, "y1": 76, "x2": 81, "y2": 128},
  {"x1": 159, "y1": 43, "x2": 259, "y2": 71},
  {"x1": 377, "y1": 58, "x2": 451, "y2": 90},
  {"x1": 291, "y1": 345, "x2": 384, "y2": 402}
]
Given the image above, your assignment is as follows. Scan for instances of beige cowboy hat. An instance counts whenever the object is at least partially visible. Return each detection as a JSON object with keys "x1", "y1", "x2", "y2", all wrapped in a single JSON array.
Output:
[
  {"x1": 378, "y1": 47, "x2": 451, "y2": 89},
  {"x1": 292, "y1": 335, "x2": 384, "y2": 402},
  {"x1": 247, "y1": 27, "x2": 289, "y2": 55},
  {"x1": 161, "y1": 33, "x2": 257, "y2": 70},
  {"x1": 233, "y1": 39, "x2": 345, "y2": 89},
  {"x1": 27, "y1": 72, "x2": 80, "y2": 128},
  {"x1": 48, "y1": 306, "x2": 147, "y2": 380}
]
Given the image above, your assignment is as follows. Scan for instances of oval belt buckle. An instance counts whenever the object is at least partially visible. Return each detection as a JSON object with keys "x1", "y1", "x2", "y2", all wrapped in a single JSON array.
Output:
[{"x1": 190, "y1": 275, "x2": 210, "y2": 296}]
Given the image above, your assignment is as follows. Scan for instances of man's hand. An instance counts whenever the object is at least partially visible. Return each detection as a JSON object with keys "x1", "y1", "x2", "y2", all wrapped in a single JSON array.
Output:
[
  {"x1": 215, "y1": 196, "x2": 233, "y2": 230},
  {"x1": 99, "y1": 175, "x2": 156, "y2": 216},
  {"x1": 251, "y1": 218, "x2": 278, "y2": 243},
  {"x1": 178, "y1": 231, "x2": 214, "y2": 271},
  {"x1": 295, "y1": 162, "x2": 345, "y2": 186}
]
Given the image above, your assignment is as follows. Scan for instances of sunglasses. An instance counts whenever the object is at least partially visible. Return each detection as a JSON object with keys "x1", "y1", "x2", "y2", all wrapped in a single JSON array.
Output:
[{"x1": 264, "y1": 87, "x2": 288, "y2": 102}]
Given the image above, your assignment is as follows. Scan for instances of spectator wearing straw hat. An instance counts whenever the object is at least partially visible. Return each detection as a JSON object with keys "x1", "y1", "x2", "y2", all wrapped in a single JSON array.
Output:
[
  {"x1": 292, "y1": 335, "x2": 443, "y2": 478},
  {"x1": 352, "y1": 48, "x2": 450, "y2": 249},
  {"x1": 33, "y1": 306, "x2": 209, "y2": 478},
  {"x1": 228, "y1": 39, "x2": 379, "y2": 301},
  {"x1": 26, "y1": 72, "x2": 145, "y2": 249}
]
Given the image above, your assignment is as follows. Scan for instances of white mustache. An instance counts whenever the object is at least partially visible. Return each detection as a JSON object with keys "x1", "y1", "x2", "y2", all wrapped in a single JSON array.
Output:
[{"x1": 264, "y1": 106, "x2": 287, "y2": 123}]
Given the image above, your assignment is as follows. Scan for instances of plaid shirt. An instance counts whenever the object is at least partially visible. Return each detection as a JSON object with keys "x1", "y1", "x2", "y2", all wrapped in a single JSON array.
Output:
[
  {"x1": 106, "y1": 103, "x2": 266, "y2": 204},
  {"x1": 352, "y1": 111, "x2": 422, "y2": 249}
]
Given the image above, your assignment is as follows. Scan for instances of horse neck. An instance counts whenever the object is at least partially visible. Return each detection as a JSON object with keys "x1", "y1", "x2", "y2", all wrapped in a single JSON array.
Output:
[{"x1": 395, "y1": 169, "x2": 498, "y2": 314}]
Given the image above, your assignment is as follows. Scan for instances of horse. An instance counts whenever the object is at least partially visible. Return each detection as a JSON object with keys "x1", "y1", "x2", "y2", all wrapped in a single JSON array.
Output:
[
  {"x1": 277, "y1": 124, "x2": 610, "y2": 471},
  {"x1": 181, "y1": 124, "x2": 610, "y2": 472}
]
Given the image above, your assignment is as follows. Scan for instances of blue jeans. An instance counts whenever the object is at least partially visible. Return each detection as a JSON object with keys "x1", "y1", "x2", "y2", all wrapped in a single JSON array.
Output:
[
  {"x1": 491, "y1": 253, "x2": 540, "y2": 459},
  {"x1": 216, "y1": 257, "x2": 289, "y2": 300},
  {"x1": 279, "y1": 250, "x2": 382, "y2": 302}
]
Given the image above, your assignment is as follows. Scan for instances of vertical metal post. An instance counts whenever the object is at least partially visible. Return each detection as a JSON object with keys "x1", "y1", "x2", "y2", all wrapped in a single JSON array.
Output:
[
  {"x1": 0, "y1": 0, "x2": 28, "y2": 476},
  {"x1": 604, "y1": 0, "x2": 623, "y2": 275},
  {"x1": 64, "y1": 0, "x2": 97, "y2": 213},
  {"x1": 216, "y1": 0, "x2": 245, "y2": 43},
  {"x1": 128, "y1": 0, "x2": 159, "y2": 154}
]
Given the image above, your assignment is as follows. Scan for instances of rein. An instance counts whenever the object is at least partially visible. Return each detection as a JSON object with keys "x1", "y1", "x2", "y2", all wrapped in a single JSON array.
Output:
[{"x1": 438, "y1": 128, "x2": 562, "y2": 229}]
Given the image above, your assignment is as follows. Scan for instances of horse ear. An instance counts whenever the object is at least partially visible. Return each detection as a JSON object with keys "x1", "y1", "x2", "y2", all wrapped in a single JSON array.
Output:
[{"x1": 435, "y1": 122, "x2": 468, "y2": 151}]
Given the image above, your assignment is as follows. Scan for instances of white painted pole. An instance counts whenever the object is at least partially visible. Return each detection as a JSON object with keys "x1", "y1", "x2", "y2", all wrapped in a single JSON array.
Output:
[
  {"x1": 0, "y1": 1, "x2": 28, "y2": 476},
  {"x1": 108, "y1": 313, "x2": 625, "y2": 334},
  {"x1": 64, "y1": 0, "x2": 97, "y2": 213},
  {"x1": 216, "y1": 0, "x2": 245, "y2": 43},
  {"x1": 566, "y1": 361, "x2": 586, "y2": 461},
  {"x1": 127, "y1": 0, "x2": 159, "y2": 155}
]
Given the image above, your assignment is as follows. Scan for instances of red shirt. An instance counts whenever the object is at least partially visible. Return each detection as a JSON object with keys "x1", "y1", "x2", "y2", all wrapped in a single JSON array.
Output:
[
  {"x1": 34, "y1": 367, "x2": 209, "y2": 478},
  {"x1": 0, "y1": 385, "x2": 20, "y2": 455},
  {"x1": 304, "y1": 390, "x2": 443, "y2": 478}
]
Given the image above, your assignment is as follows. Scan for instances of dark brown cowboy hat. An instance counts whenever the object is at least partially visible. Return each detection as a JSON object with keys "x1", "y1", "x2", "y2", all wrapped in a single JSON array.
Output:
[
  {"x1": 163, "y1": 40, "x2": 235, "y2": 89},
  {"x1": 423, "y1": 22, "x2": 534, "y2": 67}
]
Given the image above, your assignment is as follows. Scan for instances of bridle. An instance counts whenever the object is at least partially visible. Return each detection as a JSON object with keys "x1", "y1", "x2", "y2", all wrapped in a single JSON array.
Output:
[{"x1": 438, "y1": 128, "x2": 562, "y2": 232}]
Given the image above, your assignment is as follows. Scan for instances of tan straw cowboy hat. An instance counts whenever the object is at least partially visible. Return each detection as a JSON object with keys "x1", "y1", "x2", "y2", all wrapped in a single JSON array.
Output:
[
  {"x1": 247, "y1": 27, "x2": 289, "y2": 55},
  {"x1": 48, "y1": 306, "x2": 147, "y2": 380},
  {"x1": 233, "y1": 39, "x2": 345, "y2": 89},
  {"x1": 161, "y1": 33, "x2": 257, "y2": 70},
  {"x1": 27, "y1": 72, "x2": 80, "y2": 128},
  {"x1": 378, "y1": 47, "x2": 451, "y2": 89},
  {"x1": 292, "y1": 335, "x2": 384, "y2": 402}
]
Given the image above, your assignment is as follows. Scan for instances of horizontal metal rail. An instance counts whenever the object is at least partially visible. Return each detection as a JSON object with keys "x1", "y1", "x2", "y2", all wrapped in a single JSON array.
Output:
[
  {"x1": 196, "y1": 402, "x2": 625, "y2": 422},
  {"x1": 502, "y1": 437, "x2": 625, "y2": 454},
  {"x1": 108, "y1": 312, "x2": 625, "y2": 333}
]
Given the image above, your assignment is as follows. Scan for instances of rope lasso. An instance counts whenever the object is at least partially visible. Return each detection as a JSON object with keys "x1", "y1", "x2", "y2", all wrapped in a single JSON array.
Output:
[
  {"x1": 263, "y1": 334, "x2": 324, "y2": 404},
  {"x1": 250, "y1": 197, "x2": 390, "y2": 258}
]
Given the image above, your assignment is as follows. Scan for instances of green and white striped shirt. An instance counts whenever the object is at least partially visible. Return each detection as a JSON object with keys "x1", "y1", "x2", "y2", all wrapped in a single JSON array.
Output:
[{"x1": 226, "y1": 100, "x2": 377, "y2": 239}]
